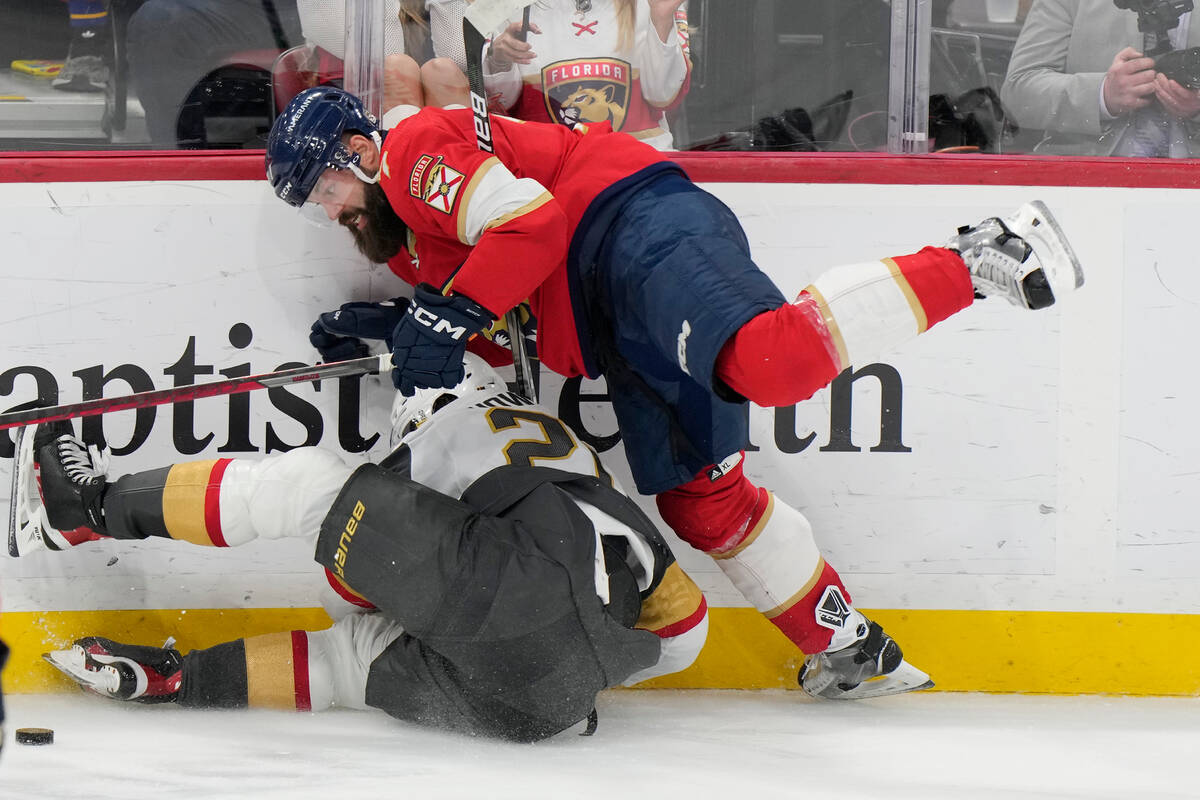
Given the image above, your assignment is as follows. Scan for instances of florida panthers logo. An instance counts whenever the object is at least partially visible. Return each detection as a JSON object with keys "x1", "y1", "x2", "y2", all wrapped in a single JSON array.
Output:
[{"x1": 542, "y1": 57, "x2": 631, "y2": 131}]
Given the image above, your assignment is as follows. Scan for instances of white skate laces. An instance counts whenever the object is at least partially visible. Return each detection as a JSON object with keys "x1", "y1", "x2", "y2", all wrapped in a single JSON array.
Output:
[
  {"x1": 54, "y1": 435, "x2": 111, "y2": 487},
  {"x1": 949, "y1": 201, "x2": 1085, "y2": 310}
]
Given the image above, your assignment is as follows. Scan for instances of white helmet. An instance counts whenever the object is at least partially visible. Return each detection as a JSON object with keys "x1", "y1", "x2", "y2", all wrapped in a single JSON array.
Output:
[{"x1": 389, "y1": 352, "x2": 506, "y2": 446}]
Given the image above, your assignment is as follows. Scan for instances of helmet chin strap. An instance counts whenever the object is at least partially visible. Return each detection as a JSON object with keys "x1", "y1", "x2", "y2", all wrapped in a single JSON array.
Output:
[{"x1": 348, "y1": 131, "x2": 384, "y2": 185}]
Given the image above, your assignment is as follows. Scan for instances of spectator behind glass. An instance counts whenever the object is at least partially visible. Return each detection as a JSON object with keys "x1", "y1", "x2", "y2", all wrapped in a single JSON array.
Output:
[
  {"x1": 297, "y1": 0, "x2": 468, "y2": 112},
  {"x1": 1001, "y1": 0, "x2": 1200, "y2": 157},
  {"x1": 292, "y1": 0, "x2": 459, "y2": 113},
  {"x1": 53, "y1": 0, "x2": 111, "y2": 92},
  {"x1": 479, "y1": 0, "x2": 692, "y2": 150},
  {"x1": 126, "y1": 0, "x2": 305, "y2": 147}
]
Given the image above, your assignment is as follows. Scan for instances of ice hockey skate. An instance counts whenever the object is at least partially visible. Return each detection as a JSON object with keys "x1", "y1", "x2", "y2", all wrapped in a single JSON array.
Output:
[
  {"x1": 948, "y1": 200, "x2": 1085, "y2": 310},
  {"x1": 8, "y1": 418, "x2": 110, "y2": 557},
  {"x1": 44, "y1": 637, "x2": 182, "y2": 704},
  {"x1": 798, "y1": 587, "x2": 933, "y2": 700}
]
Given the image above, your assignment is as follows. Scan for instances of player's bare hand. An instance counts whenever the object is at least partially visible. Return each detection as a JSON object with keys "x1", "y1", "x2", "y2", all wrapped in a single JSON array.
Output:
[
  {"x1": 486, "y1": 20, "x2": 542, "y2": 71},
  {"x1": 1153, "y1": 72, "x2": 1200, "y2": 119},
  {"x1": 1103, "y1": 47, "x2": 1157, "y2": 115}
]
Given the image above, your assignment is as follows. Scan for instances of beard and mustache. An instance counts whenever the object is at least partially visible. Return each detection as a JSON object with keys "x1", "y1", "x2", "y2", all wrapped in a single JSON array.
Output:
[{"x1": 340, "y1": 181, "x2": 410, "y2": 264}]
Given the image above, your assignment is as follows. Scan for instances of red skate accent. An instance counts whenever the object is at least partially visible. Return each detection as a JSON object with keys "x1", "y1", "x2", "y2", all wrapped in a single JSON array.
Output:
[{"x1": 34, "y1": 468, "x2": 106, "y2": 546}]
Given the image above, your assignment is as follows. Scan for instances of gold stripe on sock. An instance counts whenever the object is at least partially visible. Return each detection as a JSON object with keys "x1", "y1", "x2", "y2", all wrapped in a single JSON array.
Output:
[
  {"x1": 161, "y1": 460, "x2": 220, "y2": 546},
  {"x1": 762, "y1": 557, "x2": 826, "y2": 619},
  {"x1": 710, "y1": 493, "x2": 775, "y2": 560},
  {"x1": 244, "y1": 632, "x2": 298, "y2": 710},
  {"x1": 883, "y1": 257, "x2": 929, "y2": 334},
  {"x1": 800, "y1": 284, "x2": 849, "y2": 370}
]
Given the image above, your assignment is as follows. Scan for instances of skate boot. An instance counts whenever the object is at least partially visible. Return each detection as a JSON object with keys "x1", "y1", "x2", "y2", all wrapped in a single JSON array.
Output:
[
  {"x1": 44, "y1": 636, "x2": 182, "y2": 704},
  {"x1": 947, "y1": 200, "x2": 1085, "y2": 310},
  {"x1": 798, "y1": 587, "x2": 933, "y2": 700},
  {"x1": 8, "y1": 419, "x2": 110, "y2": 557}
]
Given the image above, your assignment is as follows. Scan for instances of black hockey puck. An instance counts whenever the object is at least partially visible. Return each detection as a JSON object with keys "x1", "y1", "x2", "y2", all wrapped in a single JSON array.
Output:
[{"x1": 15, "y1": 727, "x2": 54, "y2": 745}]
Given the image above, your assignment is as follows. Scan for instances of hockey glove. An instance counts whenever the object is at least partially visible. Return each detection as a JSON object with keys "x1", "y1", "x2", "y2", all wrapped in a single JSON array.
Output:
[
  {"x1": 390, "y1": 283, "x2": 496, "y2": 396},
  {"x1": 309, "y1": 298, "x2": 408, "y2": 362}
]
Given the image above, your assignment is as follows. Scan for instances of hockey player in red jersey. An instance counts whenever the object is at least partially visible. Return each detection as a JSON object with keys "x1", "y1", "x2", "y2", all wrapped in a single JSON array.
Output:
[
  {"x1": 265, "y1": 86, "x2": 1085, "y2": 699},
  {"x1": 26, "y1": 354, "x2": 707, "y2": 742}
]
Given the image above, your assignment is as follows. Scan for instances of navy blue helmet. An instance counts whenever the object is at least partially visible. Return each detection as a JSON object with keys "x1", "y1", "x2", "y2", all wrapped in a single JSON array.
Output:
[{"x1": 265, "y1": 87, "x2": 381, "y2": 208}]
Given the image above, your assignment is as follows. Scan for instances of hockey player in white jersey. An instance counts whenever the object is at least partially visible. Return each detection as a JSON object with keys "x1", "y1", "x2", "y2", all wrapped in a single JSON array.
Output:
[{"x1": 24, "y1": 354, "x2": 708, "y2": 742}]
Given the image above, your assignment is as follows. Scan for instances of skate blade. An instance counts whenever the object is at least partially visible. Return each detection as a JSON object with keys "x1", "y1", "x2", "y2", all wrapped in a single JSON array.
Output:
[
  {"x1": 7, "y1": 423, "x2": 27, "y2": 557},
  {"x1": 7, "y1": 421, "x2": 57, "y2": 558},
  {"x1": 1022, "y1": 200, "x2": 1086, "y2": 301},
  {"x1": 818, "y1": 660, "x2": 935, "y2": 701},
  {"x1": 43, "y1": 647, "x2": 123, "y2": 697},
  {"x1": 44, "y1": 648, "x2": 96, "y2": 686}
]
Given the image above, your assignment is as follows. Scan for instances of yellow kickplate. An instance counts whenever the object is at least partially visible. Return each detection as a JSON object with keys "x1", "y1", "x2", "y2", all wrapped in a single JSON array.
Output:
[{"x1": 5, "y1": 607, "x2": 1200, "y2": 696}]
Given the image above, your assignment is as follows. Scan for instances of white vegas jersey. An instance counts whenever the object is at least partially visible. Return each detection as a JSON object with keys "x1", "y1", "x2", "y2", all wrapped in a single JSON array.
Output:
[
  {"x1": 390, "y1": 389, "x2": 709, "y2": 685},
  {"x1": 399, "y1": 391, "x2": 609, "y2": 498}
]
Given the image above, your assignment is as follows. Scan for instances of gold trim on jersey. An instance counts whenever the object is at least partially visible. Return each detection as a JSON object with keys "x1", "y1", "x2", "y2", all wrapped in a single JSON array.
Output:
[
  {"x1": 456, "y1": 156, "x2": 500, "y2": 244},
  {"x1": 485, "y1": 407, "x2": 581, "y2": 468},
  {"x1": 480, "y1": 191, "x2": 555, "y2": 237}
]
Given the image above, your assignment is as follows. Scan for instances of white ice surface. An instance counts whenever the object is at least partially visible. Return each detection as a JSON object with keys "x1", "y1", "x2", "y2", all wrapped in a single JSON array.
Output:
[{"x1": 3, "y1": 691, "x2": 1198, "y2": 799}]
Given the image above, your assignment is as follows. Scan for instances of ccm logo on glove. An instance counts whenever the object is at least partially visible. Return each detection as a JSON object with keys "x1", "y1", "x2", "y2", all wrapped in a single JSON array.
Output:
[
  {"x1": 408, "y1": 305, "x2": 471, "y2": 340},
  {"x1": 390, "y1": 283, "x2": 496, "y2": 396}
]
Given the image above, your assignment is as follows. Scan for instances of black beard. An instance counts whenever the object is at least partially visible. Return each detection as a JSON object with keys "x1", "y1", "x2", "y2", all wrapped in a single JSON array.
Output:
[{"x1": 341, "y1": 181, "x2": 409, "y2": 264}]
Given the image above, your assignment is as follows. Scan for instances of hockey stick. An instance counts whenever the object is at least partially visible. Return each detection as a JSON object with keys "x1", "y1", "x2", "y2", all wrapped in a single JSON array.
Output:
[
  {"x1": 0, "y1": 354, "x2": 391, "y2": 432},
  {"x1": 463, "y1": 2, "x2": 539, "y2": 402}
]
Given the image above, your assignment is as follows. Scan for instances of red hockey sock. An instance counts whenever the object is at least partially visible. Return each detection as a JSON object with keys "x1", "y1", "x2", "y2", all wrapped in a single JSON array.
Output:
[
  {"x1": 715, "y1": 246, "x2": 974, "y2": 406},
  {"x1": 657, "y1": 463, "x2": 851, "y2": 654}
]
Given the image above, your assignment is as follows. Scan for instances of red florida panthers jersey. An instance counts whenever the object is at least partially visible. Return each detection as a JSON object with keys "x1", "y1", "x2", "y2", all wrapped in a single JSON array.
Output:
[{"x1": 379, "y1": 106, "x2": 664, "y2": 378}]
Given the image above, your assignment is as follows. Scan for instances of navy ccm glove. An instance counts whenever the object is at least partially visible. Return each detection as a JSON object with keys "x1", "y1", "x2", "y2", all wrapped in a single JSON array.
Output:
[
  {"x1": 390, "y1": 283, "x2": 496, "y2": 395},
  {"x1": 309, "y1": 298, "x2": 408, "y2": 362}
]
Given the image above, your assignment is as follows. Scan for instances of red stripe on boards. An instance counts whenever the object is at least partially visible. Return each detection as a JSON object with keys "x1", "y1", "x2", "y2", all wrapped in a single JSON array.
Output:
[{"x1": 4, "y1": 150, "x2": 1200, "y2": 189}]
